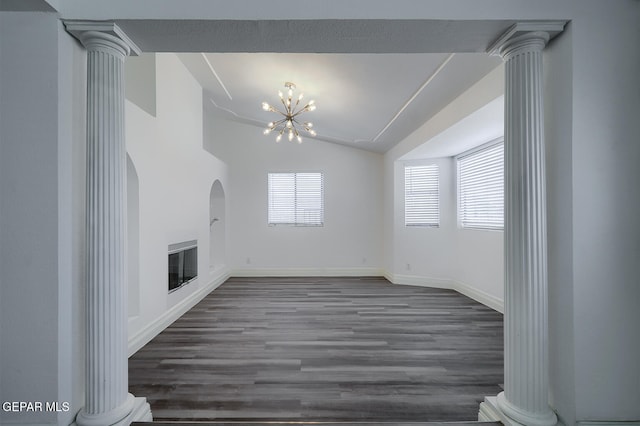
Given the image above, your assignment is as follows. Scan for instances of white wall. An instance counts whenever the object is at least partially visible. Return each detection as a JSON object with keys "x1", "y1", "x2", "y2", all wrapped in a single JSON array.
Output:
[
  {"x1": 125, "y1": 53, "x2": 230, "y2": 354},
  {"x1": 207, "y1": 114, "x2": 384, "y2": 275},
  {"x1": 389, "y1": 156, "x2": 504, "y2": 311},
  {"x1": 565, "y1": 2, "x2": 640, "y2": 422},
  {"x1": 451, "y1": 220, "x2": 503, "y2": 309},
  {"x1": 56, "y1": 19, "x2": 87, "y2": 426},
  {"x1": 384, "y1": 66, "x2": 505, "y2": 312},
  {"x1": 391, "y1": 157, "x2": 455, "y2": 284},
  {"x1": 0, "y1": 12, "x2": 86, "y2": 425}
]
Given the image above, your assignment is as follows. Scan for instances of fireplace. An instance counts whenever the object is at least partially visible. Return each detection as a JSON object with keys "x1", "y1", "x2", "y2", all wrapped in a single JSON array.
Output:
[{"x1": 168, "y1": 240, "x2": 198, "y2": 292}]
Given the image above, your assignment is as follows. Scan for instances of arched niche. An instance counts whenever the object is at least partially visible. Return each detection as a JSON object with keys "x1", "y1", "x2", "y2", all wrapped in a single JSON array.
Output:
[
  {"x1": 127, "y1": 155, "x2": 140, "y2": 317},
  {"x1": 209, "y1": 179, "x2": 226, "y2": 270}
]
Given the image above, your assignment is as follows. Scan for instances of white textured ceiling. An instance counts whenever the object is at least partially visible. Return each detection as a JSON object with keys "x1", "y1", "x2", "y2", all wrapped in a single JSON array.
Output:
[
  {"x1": 178, "y1": 52, "x2": 502, "y2": 153},
  {"x1": 400, "y1": 95, "x2": 504, "y2": 160}
]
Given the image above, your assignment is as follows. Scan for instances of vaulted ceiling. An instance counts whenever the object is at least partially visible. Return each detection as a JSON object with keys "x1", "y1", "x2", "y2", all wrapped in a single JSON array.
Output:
[
  {"x1": 179, "y1": 52, "x2": 502, "y2": 153},
  {"x1": 114, "y1": 17, "x2": 513, "y2": 155}
]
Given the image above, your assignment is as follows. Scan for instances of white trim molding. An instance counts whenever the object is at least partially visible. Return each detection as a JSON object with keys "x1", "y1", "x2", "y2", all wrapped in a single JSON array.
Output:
[
  {"x1": 452, "y1": 280, "x2": 504, "y2": 314},
  {"x1": 232, "y1": 267, "x2": 384, "y2": 277},
  {"x1": 127, "y1": 267, "x2": 231, "y2": 357},
  {"x1": 385, "y1": 272, "x2": 504, "y2": 313},
  {"x1": 386, "y1": 272, "x2": 452, "y2": 289},
  {"x1": 480, "y1": 396, "x2": 512, "y2": 424}
]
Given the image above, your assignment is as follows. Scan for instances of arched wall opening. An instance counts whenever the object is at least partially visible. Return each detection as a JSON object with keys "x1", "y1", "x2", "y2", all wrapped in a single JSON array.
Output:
[{"x1": 209, "y1": 179, "x2": 226, "y2": 271}]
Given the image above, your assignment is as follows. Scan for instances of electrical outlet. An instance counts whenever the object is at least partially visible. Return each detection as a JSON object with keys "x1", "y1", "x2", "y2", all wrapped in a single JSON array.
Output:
[{"x1": 406, "y1": 263, "x2": 411, "y2": 271}]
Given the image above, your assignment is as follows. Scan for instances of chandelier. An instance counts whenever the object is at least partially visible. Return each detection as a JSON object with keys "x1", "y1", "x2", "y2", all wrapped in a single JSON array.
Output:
[{"x1": 261, "y1": 82, "x2": 317, "y2": 143}]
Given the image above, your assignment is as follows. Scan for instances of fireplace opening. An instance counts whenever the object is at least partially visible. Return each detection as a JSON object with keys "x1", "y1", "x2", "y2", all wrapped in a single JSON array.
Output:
[{"x1": 168, "y1": 240, "x2": 198, "y2": 293}]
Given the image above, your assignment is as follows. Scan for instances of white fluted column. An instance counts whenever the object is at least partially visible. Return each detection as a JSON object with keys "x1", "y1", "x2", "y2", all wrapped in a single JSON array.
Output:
[
  {"x1": 499, "y1": 30, "x2": 555, "y2": 426},
  {"x1": 479, "y1": 22, "x2": 565, "y2": 426},
  {"x1": 64, "y1": 22, "x2": 152, "y2": 426}
]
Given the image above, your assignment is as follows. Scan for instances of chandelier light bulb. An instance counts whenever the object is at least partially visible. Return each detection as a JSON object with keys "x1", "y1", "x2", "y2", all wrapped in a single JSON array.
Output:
[{"x1": 261, "y1": 82, "x2": 317, "y2": 143}]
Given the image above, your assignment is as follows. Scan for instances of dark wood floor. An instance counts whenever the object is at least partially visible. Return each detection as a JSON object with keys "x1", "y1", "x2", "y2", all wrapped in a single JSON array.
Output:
[{"x1": 129, "y1": 277, "x2": 503, "y2": 423}]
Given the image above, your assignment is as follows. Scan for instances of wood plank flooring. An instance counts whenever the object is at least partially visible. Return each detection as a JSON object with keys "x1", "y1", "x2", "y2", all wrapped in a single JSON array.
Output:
[
  {"x1": 135, "y1": 422, "x2": 500, "y2": 426},
  {"x1": 129, "y1": 277, "x2": 504, "y2": 423}
]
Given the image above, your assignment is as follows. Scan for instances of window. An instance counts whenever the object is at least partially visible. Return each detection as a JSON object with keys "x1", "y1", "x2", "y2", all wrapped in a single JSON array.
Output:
[
  {"x1": 457, "y1": 140, "x2": 504, "y2": 230},
  {"x1": 268, "y1": 172, "x2": 324, "y2": 226},
  {"x1": 404, "y1": 164, "x2": 439, "y2": 227}
]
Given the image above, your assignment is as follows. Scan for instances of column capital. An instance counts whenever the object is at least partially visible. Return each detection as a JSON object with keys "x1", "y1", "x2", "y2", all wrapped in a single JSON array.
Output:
[
  {"x1": 64, "y1": 21, "x2": 141, "y2": 57},
  {"x1": 487, "y1": 21, "x2": 566, "y2": 58}
]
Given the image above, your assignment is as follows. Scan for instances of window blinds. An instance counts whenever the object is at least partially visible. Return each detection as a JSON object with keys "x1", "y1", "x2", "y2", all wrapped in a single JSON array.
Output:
[
  {"x1": 268, "y1": 172, "x2": 324, "y2": 226},
  {"x1": 404, "y1": 164, "x2": 439, "y2": 227},
  {"x1": 457, "y1": 141, "x2": 504, "y2": 230}
]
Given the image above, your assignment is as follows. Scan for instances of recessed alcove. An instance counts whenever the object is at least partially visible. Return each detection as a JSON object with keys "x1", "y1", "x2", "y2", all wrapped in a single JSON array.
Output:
[{"x1": 209, "y1": 179, "x2": 226, "y2": 271}]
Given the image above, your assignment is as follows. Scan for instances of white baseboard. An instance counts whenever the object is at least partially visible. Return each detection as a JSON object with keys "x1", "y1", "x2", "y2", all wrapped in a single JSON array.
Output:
[
  {"x1": 452, "y1": 279, "x2": 504, "y2": 314},
  {"x1": 385, "y1": 272, "x2": 453, "y2": 289},
  {"x1": 232, "y1": 267, "x2": 384, "y2": 277},
  {"x1": 384, "y1": 271, "x2": 504, "y2": 313},
  {"x1": 127, "y1": 267, "x2": 231, "y2": 357}
]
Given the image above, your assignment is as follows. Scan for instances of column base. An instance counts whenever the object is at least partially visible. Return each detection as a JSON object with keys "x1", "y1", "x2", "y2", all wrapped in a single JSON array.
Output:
[
  {"x1": 118, "y1": 396, "x2": 152, "y2": 425},
  {"x1": 76, "y1": 394, "x2": 152, "y2": 426},
  {"x1": 479, "y1": 393, "x2": 557, "y2": 426}
]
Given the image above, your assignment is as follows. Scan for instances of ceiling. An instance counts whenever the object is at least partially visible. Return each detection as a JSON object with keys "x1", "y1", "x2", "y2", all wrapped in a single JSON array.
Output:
[{"x1": 178, "y1": 52, "x2": 502, "y2": 154}]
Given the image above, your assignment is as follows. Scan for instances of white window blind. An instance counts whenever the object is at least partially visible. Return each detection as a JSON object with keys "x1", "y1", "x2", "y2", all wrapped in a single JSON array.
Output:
[
  {"x1": 404, "y1": 164, "x2": 439, "y2": 227},
  {"x1": 457, "y1": 141, "x2": 504, "y2": 230},
  {"x1": 268, "y1": 172, "x2": 324, "y2": 226}
]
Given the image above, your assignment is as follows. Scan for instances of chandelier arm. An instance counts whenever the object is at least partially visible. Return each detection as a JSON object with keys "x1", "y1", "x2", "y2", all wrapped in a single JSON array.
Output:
[
  {"x1": 270, "y1": 118, "x2": 288, "y2": 128},
  {"x1": 280, "y1": 97, "x2": 290, "y2": 111},
  {"x1": 292, "y1": 102, "x2": 313, "y2": 116},
  {"x1": 290, "y1": 109, "x2": 307, "y2": 119}
]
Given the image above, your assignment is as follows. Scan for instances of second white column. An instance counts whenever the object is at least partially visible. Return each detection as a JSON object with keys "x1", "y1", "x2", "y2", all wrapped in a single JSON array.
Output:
[{"x1": 499, "y1": 31, "x2": 557, "y2": 426}]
